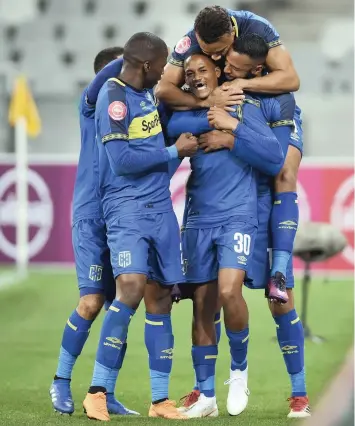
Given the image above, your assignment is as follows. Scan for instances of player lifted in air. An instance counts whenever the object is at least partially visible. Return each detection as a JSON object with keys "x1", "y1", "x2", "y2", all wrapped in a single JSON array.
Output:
[
  {"x1": 173, "y1": 34, "x2": 309, "y2": 419},
  {"x1": 82, "y1": 32, "x2": 198, "y2": 421},
  {"x1": 157, "y1": 6, "x2": 302, "y2": 305},
  {"x1": 50, "y1": 47, "x2": 138, "y2": 417},
  {"x1": 166, "y1": 47, "x2": 289, "y2": 417}
]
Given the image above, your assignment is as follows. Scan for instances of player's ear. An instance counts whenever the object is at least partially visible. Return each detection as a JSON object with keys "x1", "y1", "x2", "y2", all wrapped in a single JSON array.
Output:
[
  {"x1": 215, "y1": 67, "x2": 221, "y2": 79},
  {"x1": 252, "y1": 64, "x2": 264, "y2": 77},
  {"x1": 143, "y1": 61, "x2": 150, "y2": 73}
]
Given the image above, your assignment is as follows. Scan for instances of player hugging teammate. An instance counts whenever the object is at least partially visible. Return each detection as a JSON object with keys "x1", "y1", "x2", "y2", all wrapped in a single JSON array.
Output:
[{"x1": 50, "y1": 4, "x2": 310, "y2": 422}]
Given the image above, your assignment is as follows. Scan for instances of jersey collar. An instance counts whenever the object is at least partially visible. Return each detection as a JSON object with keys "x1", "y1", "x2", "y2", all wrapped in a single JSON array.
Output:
[{"x1": 231, "y1": 16, "x2": 239, "y2": 37}]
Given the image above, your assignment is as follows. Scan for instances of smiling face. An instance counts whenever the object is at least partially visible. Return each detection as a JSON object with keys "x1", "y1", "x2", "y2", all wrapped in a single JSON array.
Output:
[
  {"x1": 224, "y1": 47, "x2": 265, "y2": 81},
  {"x1": 184, "y1": 54, "x2": 221, "y2": 100}
]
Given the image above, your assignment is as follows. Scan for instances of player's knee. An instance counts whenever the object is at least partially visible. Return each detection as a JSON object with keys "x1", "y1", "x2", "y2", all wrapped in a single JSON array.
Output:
[
  {"x1": 117, "y1": 274, "x2": 145, "y2": 310},
  {"x1": 145, "y1": 283, "x2": 172, "y2": 314},
  {"x1": 219, "y1": 286, "x2": 241, "y2": 305},
  {"x1": 276, "y1": 166, "x2": 298, "y2": 190},
  {"x1": 268, "y1": 289, "x2": 295, "y2": 316},
  {"x1": 77, "y1": 294, "x2": 104, "y2": 320}
]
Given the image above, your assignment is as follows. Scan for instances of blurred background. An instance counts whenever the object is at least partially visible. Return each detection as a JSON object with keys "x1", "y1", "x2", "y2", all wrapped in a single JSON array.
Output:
[{"x1": 0, "y1": 1, "x2": 353, "y2": 425}]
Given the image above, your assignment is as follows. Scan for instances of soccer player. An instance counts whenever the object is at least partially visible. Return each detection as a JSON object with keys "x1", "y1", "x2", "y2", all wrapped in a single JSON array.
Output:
[
  {"x1": 82, "y1": 32, "x2": 198, "y2": 421},
  {"x1": 166, "y1": 51, "x2": 287, "y2": 418},
  {"x1": 156, "y1": 5, "x2": 303, "y2": 303},
  {"x1": 50, "y1": 47, "x2": 138, "y2": 417},
  {"x1": 181, "y1": 35, "x2": 309, "y2": 418}
]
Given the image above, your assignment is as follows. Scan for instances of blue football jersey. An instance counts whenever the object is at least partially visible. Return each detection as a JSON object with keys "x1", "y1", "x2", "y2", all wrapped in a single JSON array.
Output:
[
  {"x1": 72, "y1": 88, "x2": 102, "y2": 224},
  {"x1": 170, "y1": 10, "x2": 281, "y2": 68},
  {"x1": 96, "y1": 78, "x2": 173, "y2": 221}
]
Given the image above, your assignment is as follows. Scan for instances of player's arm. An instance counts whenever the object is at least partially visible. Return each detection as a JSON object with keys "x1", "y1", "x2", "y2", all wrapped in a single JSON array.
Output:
[
  {"x1": 167, "y1": 110, "x2": 212, "y2": 138},
  {"x1": 86, "y1": 57, "x2": 124, "y2": 105},
  {"x1": 241, "y1": 46, "x2": 300, "y2": 94},
  {"x1": 206, "y1": 108, "x2": 285, "y2": 175}
]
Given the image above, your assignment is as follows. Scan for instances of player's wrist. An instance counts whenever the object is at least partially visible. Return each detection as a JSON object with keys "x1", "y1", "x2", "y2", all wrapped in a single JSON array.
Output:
[
  {"x1": 166, "y1": 145, "x2": 179, "y2": 160},
  {"x1": 196, "y1": 98, "x2": 209, "y2": 109}
]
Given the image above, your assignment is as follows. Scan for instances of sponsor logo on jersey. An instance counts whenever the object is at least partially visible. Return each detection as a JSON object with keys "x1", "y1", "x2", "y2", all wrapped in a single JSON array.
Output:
[
  {"x1": 108, "y1": 101, "x2": 127, "y2": 121},
  {"x1": 128, "y1": 110, "x2": 162, "y2": 139}
]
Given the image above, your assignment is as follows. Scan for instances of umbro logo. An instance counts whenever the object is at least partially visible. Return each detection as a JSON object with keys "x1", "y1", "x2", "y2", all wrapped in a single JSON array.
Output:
[
  {"x1": 281, "y1": 345, "x2": 297, "y2": 351},
  {"x1": 161, "y1": 348, "x2": 174, "y2": 355}
]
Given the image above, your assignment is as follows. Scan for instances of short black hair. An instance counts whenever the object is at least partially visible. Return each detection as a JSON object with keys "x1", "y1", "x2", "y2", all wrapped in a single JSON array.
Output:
[
  {"x1": 232, "y1": 33, "x2": 269, "y2": 61},
  {"x1": 123, "y1": 32, "x2": 168, "y2": 64},
  {"x1": 194, "y1": 6, "x2": 232, "y2": 44},
  {"x1": 94, "y1": 46, "x2": 124, "y2": 74}
]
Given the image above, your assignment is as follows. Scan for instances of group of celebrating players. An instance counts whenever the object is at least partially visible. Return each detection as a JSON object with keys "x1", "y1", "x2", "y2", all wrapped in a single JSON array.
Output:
[{"x1": 49, "y1": 5, "x2": 311, "y2": 421}]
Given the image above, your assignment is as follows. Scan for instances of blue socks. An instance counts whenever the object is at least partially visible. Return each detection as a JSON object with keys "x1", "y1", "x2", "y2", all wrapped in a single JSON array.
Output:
[
  {"x1": 192, "y1": 345, "x2": 217, "y2": 397},
  {"x1": 56, "y1": 310, "x2": 93, "y2": 379},
  {"x1": 91, "y1": 300, "x2": 134, "y2": 388},
  {"x1": 274, "y1": 309, "x2": 306, "y2": 397},
  {"x1": 271, "y1": 192, "x2": 298, "y2": 277},
  {"x1": 145, "y1": 313, "x2": 174, "y2": 402},
  {"x1": 226, "y1": 327, "x2": 249, "y2": 372}
]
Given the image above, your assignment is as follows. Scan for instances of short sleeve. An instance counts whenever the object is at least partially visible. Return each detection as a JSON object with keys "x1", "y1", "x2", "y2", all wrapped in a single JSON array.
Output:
[
  {"x1": 98, "y1": 84, "x2": 130, "y2": 144},
  {"x1": 268, "y1": 94, "x2": 296, "y2": 128},
  {"x1": 246, "y1": 14, "x2": 282, "y2": 48},
  {"x1": 169, "y1": 32, "x2": 200, "y2": 67}
]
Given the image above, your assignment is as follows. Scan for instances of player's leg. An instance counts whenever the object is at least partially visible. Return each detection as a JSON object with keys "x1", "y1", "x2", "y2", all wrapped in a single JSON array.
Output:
[
  {"x1": 50, "y1": 219, "x2": 106, "y2": 415},
  {"x1": 83, "y1": 216, "x2": 148, "y2": 421},
  {"x1": 145, "y1": 211, "x2": 188, "y2": 420},
  {"x1": 268, "y1": 120, "x2": 303, "y2": 303},
  {"x1": 184, "y1": 281, "x2": 219, "y2": 418},
  {"x1": 218, "y1": 220, "x2": 257, "y2": 416},
  {"x1": 269, "y1": 259, "x2": 310, "y2": 418}
]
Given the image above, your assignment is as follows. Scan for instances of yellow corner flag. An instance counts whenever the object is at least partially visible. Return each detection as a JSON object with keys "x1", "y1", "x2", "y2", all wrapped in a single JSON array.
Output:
[{"x1": 8, "y1": 76, "x2": 41, "y2": 138}]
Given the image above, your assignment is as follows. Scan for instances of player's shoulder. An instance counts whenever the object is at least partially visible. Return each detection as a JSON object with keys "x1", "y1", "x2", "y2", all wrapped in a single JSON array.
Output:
[
  {"x1": 257, "y1": 93, "x2": 295, "y2": 123},
  {"x1": 79, "y1": 86, "x2": 95, "y2": 118},
  {"x1": 243, "y1": 93, "x2": 262, "y2": 108},
  {"x1": 170, "y1": 30, "x2": 200, "y2": 66}
]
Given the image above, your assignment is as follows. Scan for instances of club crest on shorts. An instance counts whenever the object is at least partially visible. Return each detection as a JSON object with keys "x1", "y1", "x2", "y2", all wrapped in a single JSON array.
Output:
[
  {"x1": 89, "y1": 265, "x2": 103, "y2": 281},
  {"x1": 108, "y1": 101, "x2": 127, "y2": 121},
  {"x1": 118, "y1": 251, "x2": 131, "y2": 268}
]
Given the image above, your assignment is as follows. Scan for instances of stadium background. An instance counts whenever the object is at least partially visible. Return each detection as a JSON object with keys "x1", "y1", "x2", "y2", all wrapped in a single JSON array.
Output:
[{"x1": 0, "y1": 1, "x2": 353, "y2": 425}]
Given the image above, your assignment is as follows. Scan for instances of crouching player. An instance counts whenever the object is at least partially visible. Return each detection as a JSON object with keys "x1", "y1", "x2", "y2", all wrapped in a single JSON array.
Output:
[
  {"x1": 82, "y1": 33, "x2": 199, "y2": 421},
  {"x1": 196, "y1": 35, "x2": 310, "y2": 418},
  {"x1": 50, "y1": 47, "x2": 138, "y2": 416},
  {"x1": 166, "y1": 51, "x2": 286, "y2": 418}
]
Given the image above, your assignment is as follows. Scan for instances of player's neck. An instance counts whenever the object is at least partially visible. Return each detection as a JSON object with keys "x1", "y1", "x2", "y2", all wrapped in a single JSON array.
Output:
[{"x1": 119, "y1": 65, "x2": 144, "y2": 91}]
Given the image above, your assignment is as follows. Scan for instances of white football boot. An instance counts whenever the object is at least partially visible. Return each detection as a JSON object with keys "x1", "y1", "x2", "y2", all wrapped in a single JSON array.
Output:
[
  {"x1": 184, "y1": 393, "x2": 218, "y2": 418},
  {"x1": 224, "y1": 367, "x2": 250, "y2": 416}
]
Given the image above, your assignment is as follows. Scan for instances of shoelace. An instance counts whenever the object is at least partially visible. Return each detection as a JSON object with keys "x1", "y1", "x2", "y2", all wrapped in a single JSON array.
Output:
[
  {"x1": 288, "y1": 397, "x2": 307, "y2": 411},
  {"x1": 224, "y1": 378, "x2": 250, "y2": 396},
  {"x1": 180, "y1": 392, "x2": 199, "y2": 407}
]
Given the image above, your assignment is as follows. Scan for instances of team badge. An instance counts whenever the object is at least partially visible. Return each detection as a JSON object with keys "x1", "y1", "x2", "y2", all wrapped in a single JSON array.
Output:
[
  {"x1": 108, "y1": 101, "x2": 127, "y2": 121},
  {"x1": 175, "y1": 36, "x2": 191, "y2": 54}
]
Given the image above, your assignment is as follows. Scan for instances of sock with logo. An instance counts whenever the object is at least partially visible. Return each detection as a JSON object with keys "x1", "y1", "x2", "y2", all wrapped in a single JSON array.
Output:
[
  {"x1": 91, "y1": 300, "x2": 134, "y2": 389},
  {"x1": 271, "y1": 192, "x2": 298, "y2": 277},
  {"x1": 192, "y1": 345, "x2": 218, "y2": 398},
  {"x1": 226, "y1": 327, "x2": 249, "y2": 372},
  {"x1": 193, "y1": 312, "x2": 221, "y2": 391},
  {"x1": 145, "y1": 313, "x2": 174, "y2": 403},
  {"x1": 55, "y1": 310, "x2": 93, "y2": 379},
  {"x1": 274, "y1": 309, "x2": 306, "y2": 396}
]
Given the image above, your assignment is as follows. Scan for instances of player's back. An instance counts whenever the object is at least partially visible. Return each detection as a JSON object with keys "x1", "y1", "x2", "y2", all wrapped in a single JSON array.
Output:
[
  {"x1": 72, "y1": 89, "x2": 101, "y2": 223},
  {"x1": 96, "y1": 78, "x2": 172, "y2": 220}
]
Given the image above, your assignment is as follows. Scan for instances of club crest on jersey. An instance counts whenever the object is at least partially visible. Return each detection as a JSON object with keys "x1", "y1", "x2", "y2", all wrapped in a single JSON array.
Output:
[
  {"x1": 108, "y1": 101, "x2": 127, "y2": 121},
  {"x1": 175, "y1": 36, "x2": 191, "y2": 54}
]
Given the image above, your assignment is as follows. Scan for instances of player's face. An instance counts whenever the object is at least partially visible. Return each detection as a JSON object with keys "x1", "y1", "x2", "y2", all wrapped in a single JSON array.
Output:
[
  {"x1": 224, "y1": 49, "x2": 264, "y2": 80},
  {"x1": 144, "y1": 51, "x2": 168, "y2": 88},
  {"x1": 184, "y1": 55, "x2": 220, "y2": 100},
  {"x1": 196, "y1": 32, "x2": 235, "y2": 61}
]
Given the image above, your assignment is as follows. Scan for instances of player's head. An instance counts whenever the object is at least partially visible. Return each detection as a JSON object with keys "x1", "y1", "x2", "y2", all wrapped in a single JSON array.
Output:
[
  {"x1": 123, "y1": 32, "x2": 168, "y2": 88},
  {"x1": 194, "y1": 6, "x2": 235, "y2": 61},
  {"x1": 93, "y1": 46, "x2": 124, "y2": 74},
  {"x1": 184, "y1": 54, "x2": 220, "y2": 100},
  {"x1": 224, "y1": 33, "x2": 269, "y2": 81}
]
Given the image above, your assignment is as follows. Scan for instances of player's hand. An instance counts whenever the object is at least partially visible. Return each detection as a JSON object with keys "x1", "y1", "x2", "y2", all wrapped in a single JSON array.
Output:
[
  {"x1": 207, "y1": 86, "x2": 244, "y2": 112},
  {"x1": 221, "y1": 79, "x2": 248, "y2": 92},
  {"x1": 175, "y1": 133, "x2": 198, "y2": 157},
  {"x1": 198, "y1": 130, "x2": 234, "y2": 153},
  {"x1": 207, "y1": 107, "x2": 239, "y2": 131}
]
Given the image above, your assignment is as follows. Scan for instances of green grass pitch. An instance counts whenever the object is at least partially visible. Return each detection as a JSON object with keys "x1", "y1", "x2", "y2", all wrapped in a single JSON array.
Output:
[{"x1": 0, "y1": 271, "x2": 353, "y2": 425}]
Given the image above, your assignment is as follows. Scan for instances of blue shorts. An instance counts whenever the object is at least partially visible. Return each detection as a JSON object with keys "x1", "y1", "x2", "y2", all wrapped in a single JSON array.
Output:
[
  {"x1": 106, "y1": 211, "x2": 184, "y2": 285},
  {"x1": 72, "y1": 218, "x2": 116, "y2": 299},
  {"x1": 182, "y1": 217, "x2": 257, "y2": 283},
  {"x1": 289, "y1": 113, "x2": 303, "y2": 155},
  {"x1": 245, "y1": 194, "x2": 294, "y2": 289}
]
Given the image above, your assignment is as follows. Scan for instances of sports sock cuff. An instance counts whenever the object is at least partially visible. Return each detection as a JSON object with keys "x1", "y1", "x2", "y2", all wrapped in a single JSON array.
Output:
[
  {"x1": 109, "y1": 300, "x2": 135, "y2": 318},
  {"x1": 274, "y1": 309, "x2": 298, "y2": 327},
  {"x1": 69, "y1": 310, "x2": 93, "y2": 331}
]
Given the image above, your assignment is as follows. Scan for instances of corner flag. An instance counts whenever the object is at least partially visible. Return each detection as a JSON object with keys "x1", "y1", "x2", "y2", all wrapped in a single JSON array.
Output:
[{"x1": 8, "y1": 76, "x2": 41, "y2": 138}]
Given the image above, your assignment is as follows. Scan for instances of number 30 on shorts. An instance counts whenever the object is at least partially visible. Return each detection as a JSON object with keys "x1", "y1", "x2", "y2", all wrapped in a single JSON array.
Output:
[{"x1": 234, "y1": 232, "x2": 251, "y2": 255}]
